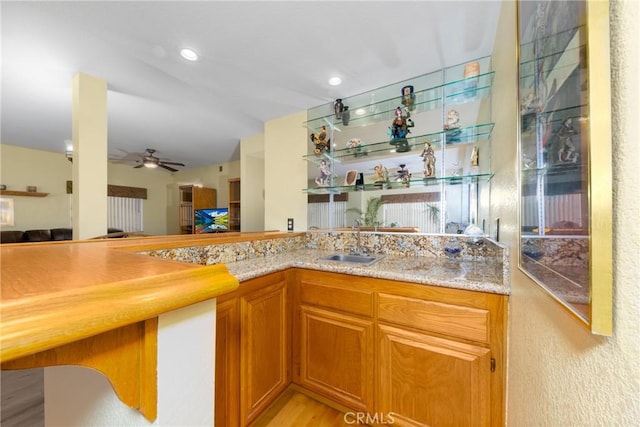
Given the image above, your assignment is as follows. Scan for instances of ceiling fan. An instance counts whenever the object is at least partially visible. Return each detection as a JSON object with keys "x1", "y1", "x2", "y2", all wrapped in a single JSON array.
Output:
[{"x1": 134, "y1": 149, "x2": 185, "y2": 172}]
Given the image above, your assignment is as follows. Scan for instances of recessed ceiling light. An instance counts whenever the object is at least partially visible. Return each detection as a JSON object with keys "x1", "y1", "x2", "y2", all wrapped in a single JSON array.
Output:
[
  {"x1": 355, "y1": 108, "x2": 366, "y2": 116},
  {"x1": 328, "y1": 76, "x2": 342, "y2": 86},
  {"x1": 180, "y1": 48, "x2": 199, "y2": 61}
]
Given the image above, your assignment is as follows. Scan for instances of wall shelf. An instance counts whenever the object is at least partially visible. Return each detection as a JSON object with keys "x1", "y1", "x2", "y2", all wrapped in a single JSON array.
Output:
[{"x1": 0, "y1": 190, "x2": 49, "y2": 197}]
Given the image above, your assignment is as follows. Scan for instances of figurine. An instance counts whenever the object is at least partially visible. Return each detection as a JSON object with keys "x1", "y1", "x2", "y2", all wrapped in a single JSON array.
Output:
[
  {"x1": 401, "y1": 85, "x2": 415, "y2": 111},
  {"x1": 342, "y1": 106, "x2": 350, "y2": 126},
  {"x1": 334, "y1": 99, "x2": 344, "y2": 120},
  {"x1": 394, "y1": 164, "x2": 411, "y2": 186},
  {"x1": 420, "y1": 142, "x2": 436, "y2": 177},
  {"x1": 346, "y1": 138, "x2": 366, "y2": 157},
  {"x1": 310, "y1": 125, "x2": 330, "y2": 154},
  {"x1": 443, "y1": 109, "x2": 462, "y2": 142},
  {"x1": 388, "y1": 106, "x2": 414, "y2": 152},
  {"x1": 315, "y1": 159, "x2": 332, "y2": 186},
  {"x1": 470, "y1": 146, "x2": 479, "y2": 167},
  {"x1": 556, "y1": 118, "x2": 579, "y2": 163}
]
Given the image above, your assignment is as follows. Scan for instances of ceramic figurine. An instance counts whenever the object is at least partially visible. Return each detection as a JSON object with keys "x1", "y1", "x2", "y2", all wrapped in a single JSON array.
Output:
[
  {"x1": 388, "y1": 106, "x2": 414, "y2": 152},
  {"x1": 315, "y1": 159, "x2": 332, "y2": 186},
  {"x1": 310, "y1": 125, "x2": 330, "y2": 154},
  {"x1": 341, "y1": 106, "x2": 350, "y2": 126},
  {"x1": 463, "y1": 61, "x2": 480, "y2": 97},
  {"x1": 471, "y1": 146, "x2": 479, "y2": 167},
  {"x1": 346, "y1": 138, "x2": 366, "y2": 157},
  {"x1": 443, "y1": 109, "x2": 462, "y2": 142},
  {"x1": 401, "y1": 85, "x2": 415, "y2": 111},
  {"x1": 334, "y1": 99, "x2": 344, "y2": 120},
  {"x1": 420, "y1": 142, "x2": 436, "y2": 178}
]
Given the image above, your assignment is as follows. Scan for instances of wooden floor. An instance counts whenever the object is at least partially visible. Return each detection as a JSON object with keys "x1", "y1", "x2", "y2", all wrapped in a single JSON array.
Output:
[
  {"x1": 251, "y1": 388, "x2": 352, "y2": 427},
  {"x1": 0, "y1": 369, "x2": 44, "y2": 427},
  {"x1": 0, "y1": 370, "x2": 349, "y2": 427}
]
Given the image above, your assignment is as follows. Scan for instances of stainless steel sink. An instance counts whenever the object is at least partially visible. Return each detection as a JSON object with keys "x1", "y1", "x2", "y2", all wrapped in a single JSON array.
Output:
[{"x1": 321, "y1": 253, "x2": 381, "y2": 265}]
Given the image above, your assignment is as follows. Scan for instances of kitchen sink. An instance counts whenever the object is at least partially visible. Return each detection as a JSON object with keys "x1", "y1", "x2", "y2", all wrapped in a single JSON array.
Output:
[{"x1": 321, "y1": 253, "x2": 382, "y2": 265}]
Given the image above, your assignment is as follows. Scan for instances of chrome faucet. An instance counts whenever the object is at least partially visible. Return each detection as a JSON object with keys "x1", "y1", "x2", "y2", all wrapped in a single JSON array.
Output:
[{"x1": 351, "y1": 219, "x2": 365, "y2": 255}]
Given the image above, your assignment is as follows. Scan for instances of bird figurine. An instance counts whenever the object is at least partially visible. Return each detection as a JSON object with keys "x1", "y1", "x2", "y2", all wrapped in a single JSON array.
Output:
[{"x1": 310, "y1": 125, "x2": 330, "y2": 154}]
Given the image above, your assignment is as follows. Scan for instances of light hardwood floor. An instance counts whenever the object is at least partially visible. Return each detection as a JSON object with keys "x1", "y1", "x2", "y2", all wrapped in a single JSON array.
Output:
[
  {"x1": 0, "y1": 371, "x2": 351, "y2": 427},
  {"x1": 251, "y1": 388, "x2": 353, "y2": 427}
]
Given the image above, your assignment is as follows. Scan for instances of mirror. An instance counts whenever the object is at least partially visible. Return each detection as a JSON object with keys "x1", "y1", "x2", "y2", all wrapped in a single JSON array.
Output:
[{"x1": 517, "y1": 0, "x2": 612, "y2": 334}]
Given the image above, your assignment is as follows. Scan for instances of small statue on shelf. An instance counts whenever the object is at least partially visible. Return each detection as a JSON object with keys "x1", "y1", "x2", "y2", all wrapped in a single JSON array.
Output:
[
  {"x1": 470, "y1": 146, "x2": 479, "y2": 167},
  {"x1": 315, "y1": 159, "x2": 332, "y2": 187},
  {"x1": 394, "y1": 164, "x2": 412, "y2": 187},
  {"x1": 420, "y1": 142, "x2": 436, "y2": 178},
  {"x1": 556, "y1": 117, "x2": 579, "y2": 164},
  {"x1": 334, "y1": 99, "x2": 344, "y2": 120},
  {"x1": 388, "y1": 106, "x2": 414, "y2": 152},
  {"x1": 443, "y1": 109, "x2": 462, "y2": 143},
  {"x1": 401, "y1": 85, "x2": 415, "y2": 111},
  {"x1": 310, "y1": 125, "x2": 330, "y2": 154}
]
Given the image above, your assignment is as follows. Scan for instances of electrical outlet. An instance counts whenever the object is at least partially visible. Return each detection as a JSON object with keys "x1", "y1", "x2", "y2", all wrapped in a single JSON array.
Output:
[{"x1": 287, "y1": 218, "x2": 294, "y2": 231}]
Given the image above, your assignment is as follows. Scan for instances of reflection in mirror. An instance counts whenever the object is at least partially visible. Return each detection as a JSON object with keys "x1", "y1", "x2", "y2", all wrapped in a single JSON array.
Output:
[{"x1": 517, "y1": 0, "x2": 612, "y2": 334}]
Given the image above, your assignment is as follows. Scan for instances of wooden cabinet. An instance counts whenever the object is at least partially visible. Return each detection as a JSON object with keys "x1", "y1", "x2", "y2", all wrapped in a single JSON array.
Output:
[
  {"x1": 292, "y1": 271, "x2": 376, "y2": 412},
  {"x1": 215, "y1": 272, "x2": 290, "y2": 427},
  {"x1": 291, "y1": 269, "x2": 506, "y2": 427},
  {"x1": 215, "y1": 298, "x2": 240, "y2": 427},
  {"x1": 178, "y1": 185, "x2": 216, "y2": 234},
  {"x1": 228, "y1": 178, "x2": 240, "y2": 231}
]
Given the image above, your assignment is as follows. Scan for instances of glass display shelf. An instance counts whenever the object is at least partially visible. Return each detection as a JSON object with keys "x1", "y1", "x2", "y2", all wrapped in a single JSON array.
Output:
[
  {"x1": 303, "y1": 122, "x2": 494, "y2": 165},
  {"x1": 303, "y1": 71, "x2": 494, "y2": 132},
  {"x1": 303, "y1": 172, "x2": 494, "y2": 194}
]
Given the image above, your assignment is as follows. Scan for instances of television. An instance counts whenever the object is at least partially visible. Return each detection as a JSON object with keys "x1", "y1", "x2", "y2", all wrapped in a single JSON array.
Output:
[{"x1": 194, "y1": 208, "x2": 229, "y2": 233}]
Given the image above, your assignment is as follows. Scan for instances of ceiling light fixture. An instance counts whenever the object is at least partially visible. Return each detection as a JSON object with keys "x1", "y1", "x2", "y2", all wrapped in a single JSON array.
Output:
[
  {"x1": 180, "y1": 48, "x2": 199, "y2": 61},
  {"x1": 355, "y1": 108, "x2": 366, "y2": 116},
  {"x1": 328, "y1": 76, "x2": 342, "y2": 86}
]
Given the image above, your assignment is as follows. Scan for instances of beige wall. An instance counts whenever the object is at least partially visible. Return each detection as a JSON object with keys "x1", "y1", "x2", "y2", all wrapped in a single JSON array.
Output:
[
  {"x1": 1, "y1": 144, "x2": 183, "y2": 236},
  {"x1": 0, "y1": 144, "x2": 73, "y2": 231},
  {"x1": 264, "y1": 110, "x2": 308, "y2": 232},
  {"x1": 241, "y1": 132, "x2": 265, "y2": 231},
  {"x1": 107, "y1": 162, "x2": 174, "y2": 235},
  {"x1": 497, "y1": 1, "x2": 640, "y2": 425},
  {"x1": 167, "y1": 160, "x2": 240, "y2": 235}
]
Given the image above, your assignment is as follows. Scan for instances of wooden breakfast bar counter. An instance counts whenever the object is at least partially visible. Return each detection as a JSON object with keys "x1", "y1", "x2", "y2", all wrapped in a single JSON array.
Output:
[{"x1": 0, "y1": 232, "x2": 290, "y2": 423}]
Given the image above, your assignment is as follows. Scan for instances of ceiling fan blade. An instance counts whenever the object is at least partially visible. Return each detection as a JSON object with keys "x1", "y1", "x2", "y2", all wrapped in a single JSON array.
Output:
[
  {"x1": 159, "y1": 164, "x2": 179, "y2": 172},
  {"x1": 160, "y1": 161, "x2": 185, "y2": 166},
  {"x1": 134, "y1": 164, "x2": 144, "y2": 168}
]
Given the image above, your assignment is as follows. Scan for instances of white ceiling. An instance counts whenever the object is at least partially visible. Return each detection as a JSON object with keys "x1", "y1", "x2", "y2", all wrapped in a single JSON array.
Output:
[{"x1": 1, "y1": 1, "x2": 501, "y2": 171}]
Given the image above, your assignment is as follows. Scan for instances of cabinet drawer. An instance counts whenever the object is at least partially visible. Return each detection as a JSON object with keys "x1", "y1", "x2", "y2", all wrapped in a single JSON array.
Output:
[
  {"x1": 378, "y1": 293, "x2": 490, "y2": 344},
  {"x1": 300, "y1": 281, "x2": 374, "y2": 317}
]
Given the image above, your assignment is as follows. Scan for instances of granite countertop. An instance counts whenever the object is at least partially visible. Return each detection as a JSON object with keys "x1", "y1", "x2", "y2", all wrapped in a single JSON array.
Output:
[{"x1": 225, "y1": 248, "x2": 509, "y2": 295}]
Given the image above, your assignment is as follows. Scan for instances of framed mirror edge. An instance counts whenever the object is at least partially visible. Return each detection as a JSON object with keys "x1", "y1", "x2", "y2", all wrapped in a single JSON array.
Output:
[{"x1": 515, "y1": 0, "x2": 613, "y2": 336}]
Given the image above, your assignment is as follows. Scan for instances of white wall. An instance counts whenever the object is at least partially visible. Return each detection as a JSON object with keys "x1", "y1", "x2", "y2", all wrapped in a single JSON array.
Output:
[
  {"x1": 493, "y1": 1, "x2": 640, "y2": 425},
  {"x1": 241, "y1": 133, "x2": 265, "y2": 231},
  {"x1": 45, "y1": 299, "x2": 217, "y2": 427},
  {"x1": 264, "y1": 111, "x2": 308, "y2": 231}
]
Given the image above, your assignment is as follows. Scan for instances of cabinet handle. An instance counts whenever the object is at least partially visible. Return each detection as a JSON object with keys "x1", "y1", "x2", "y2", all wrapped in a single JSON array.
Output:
[{"x1": 490, "y1": 357, "x2": 496, "y2": 372}]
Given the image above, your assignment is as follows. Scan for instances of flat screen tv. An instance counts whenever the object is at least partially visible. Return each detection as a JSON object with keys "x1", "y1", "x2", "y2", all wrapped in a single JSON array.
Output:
[{"x1": 194, "y1": 208, "x2": 229, "y2": 233}]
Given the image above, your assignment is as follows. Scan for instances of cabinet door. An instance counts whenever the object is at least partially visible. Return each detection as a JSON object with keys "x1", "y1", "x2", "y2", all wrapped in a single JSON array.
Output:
[
  {"x1": 193, "y1": 187, "x2": 216, "y2": 210},
  {"x1": 215, "y1": 298, "x2": 240, "y2": 427},
  {"x1": 240, "y1": 280, "x2": 289, "y2": 425},
  {"x1": 298, "y1": 305, "x2": 374, "y2": 412},
  {"x1": 377, "y1": 324, "x2": 491, "y2": 427}
]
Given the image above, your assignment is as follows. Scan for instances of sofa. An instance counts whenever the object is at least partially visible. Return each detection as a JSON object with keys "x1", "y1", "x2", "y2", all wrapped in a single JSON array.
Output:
[{"x1": 0, "y1": 228, "x2": 123, "y2": 244}]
